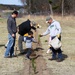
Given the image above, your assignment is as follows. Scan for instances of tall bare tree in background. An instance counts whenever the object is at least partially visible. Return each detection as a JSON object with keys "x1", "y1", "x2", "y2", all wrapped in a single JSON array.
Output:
[
  {"x1": 49, "y1": 0, "x2": 53, "y2": 16},
  {"x1": 20, "y1": 0, "x2": 75, "y2": 15},
  {"x1": 20, "y1": 0, "x2": 31, "y2": 13},
  {"x1": 20, "y1": 0, "x2": 49, "y2": 14},
  {"x1": 29, "y1": 0, "x2": 49, "y2": 14},
  {"x1": 26, "y1": 0, "x2": 31, "y2": 14},
  {"x1": 61, "y1": 0, "x2": 64, "y2": 17},
  {"x1": 20, "y1": 0, "x2": 26, "y2": 5}
]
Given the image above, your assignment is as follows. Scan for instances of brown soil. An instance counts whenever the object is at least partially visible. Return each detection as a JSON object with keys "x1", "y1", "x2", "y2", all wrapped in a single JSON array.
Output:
[
  {"x1": 30, "y1": 49, "x2": 51, "y2": 75},
  {"x1": 22, "y1": 30, "x2": 52, "y2": 75}
]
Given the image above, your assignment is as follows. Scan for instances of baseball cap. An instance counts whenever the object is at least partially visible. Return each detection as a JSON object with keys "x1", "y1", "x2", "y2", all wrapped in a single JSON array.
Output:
[{"x1": 46, "y1": 16, "x2": 52, "y2": 23}]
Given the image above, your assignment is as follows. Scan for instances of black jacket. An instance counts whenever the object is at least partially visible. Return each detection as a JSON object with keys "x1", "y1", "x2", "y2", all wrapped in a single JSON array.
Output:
[{"x1": 18, "y1": 19, "x2": 36, "y2": 36}]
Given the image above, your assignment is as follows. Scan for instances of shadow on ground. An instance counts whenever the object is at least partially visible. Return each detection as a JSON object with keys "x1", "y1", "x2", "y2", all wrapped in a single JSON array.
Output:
[
  {"x1": 34, "y1": 47, "x2": 44, "y2": 51},
  {"x1": 16, "y1": 47, "x2": 44, "y2": 61},
  {"x1": 17, "y1": 47, "x2": 44, "y2": 56},
  {"x1": 62, "y1": 54, "x2": 68, "y2": 61},
  {"x1": 0, "y1": 44, "x2": 5, "y2": 48}
]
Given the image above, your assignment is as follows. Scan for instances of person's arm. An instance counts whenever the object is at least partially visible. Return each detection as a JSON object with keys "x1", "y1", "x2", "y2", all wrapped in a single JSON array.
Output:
[
  {"x1": 40, "y1": 27, "x2": 50, "y2": 37},
  {"x1": 42, "y1": 28, "x2": 50, "y2": 36},
  {"x1": 55, "y1": 22, "x2": 61, "y2": 37},
  {"x1": 32, "y1": 38, "x2": 37, "y2": 43},
  {"x1": 31, "y1": 26, "x2": 36, "y2": 31},
  {"x1": 56, "y1": 22, "x2": 61, "y2": 34}
]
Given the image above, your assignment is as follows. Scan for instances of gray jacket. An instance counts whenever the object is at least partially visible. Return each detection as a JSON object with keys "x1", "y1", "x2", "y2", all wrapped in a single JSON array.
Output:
[{"x1": 7, "y1": 15, "x2": 17, "y2": 35}]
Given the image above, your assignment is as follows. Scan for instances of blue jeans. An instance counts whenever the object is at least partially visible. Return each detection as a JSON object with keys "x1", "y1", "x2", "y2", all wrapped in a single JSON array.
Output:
[
  {"x1": 4, "y1": 34, "x2": 16, "y2": 57},
  {"x1": 50, "y1": 47, "x2": 62, "y2": 59}
]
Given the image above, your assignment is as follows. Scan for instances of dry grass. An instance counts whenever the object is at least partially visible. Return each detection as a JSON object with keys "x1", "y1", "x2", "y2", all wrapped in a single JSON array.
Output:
[
  {"x1": 39, "y1": 16, "x2": 75, "y2": 75},
  {"x1": 0, "y1": 15, "x2": 75, "y2": 75}
]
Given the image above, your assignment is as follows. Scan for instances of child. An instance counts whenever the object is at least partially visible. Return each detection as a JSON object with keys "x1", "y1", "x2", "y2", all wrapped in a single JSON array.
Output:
[{"x1": 24, "y1": 31, "x2": 37, "y2": 59}]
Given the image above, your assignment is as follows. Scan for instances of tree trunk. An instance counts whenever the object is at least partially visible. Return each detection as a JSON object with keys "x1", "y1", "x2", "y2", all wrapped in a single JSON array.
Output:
[
  {"x1": 49, "y1": 4, "x2": 53, "y2": 16},
  {"x1": 62, "y1": 0, "x2": 64, "y2": 17},
  {"x1": 29, "y1": 0, "x2": 31, "y2": 14}
]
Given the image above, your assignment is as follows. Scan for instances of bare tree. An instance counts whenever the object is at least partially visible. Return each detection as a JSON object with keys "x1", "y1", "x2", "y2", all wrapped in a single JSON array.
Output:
[
  {"x1": 20, "y1": 0, "x2": 31, "y2": 14},
  {"x1": 20, "y1": 0, "x2": 26, "y2": 5},
  {"x1": 49, "y1": 0, "x2": 53, "y2": 16},
  {"x1": 20, "y1": 0, "x2": 75, "y2": 15},
  {"x1": 61, "y1": 0, "x2": 64, "y2": 17}
]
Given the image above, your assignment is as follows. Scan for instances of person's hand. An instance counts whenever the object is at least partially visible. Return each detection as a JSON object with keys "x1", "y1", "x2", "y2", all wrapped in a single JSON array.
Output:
[
  {"x1": 39, "y1": 34, "x2": 43, "y2": 37},
  {"x1": 12, "y1": 34, "x2": 15, "y2": 37}
]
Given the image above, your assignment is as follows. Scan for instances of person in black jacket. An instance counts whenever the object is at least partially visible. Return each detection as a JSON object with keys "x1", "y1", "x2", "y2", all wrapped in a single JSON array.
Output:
[{"x1": 17, "y1": 19, "x2": 36, "y2": 54}]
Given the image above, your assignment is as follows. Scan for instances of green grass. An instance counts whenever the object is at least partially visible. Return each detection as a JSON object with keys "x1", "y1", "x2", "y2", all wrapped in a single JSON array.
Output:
[{"x1": 31, "y1": 58, "x2": 36, "y2": 74}]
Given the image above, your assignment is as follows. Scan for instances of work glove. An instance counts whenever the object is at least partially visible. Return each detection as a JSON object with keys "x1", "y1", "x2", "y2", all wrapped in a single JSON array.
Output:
[
  {"x1": 39, "y1": 34, "x2": 43, "y2": 37},
  {"x1": 57, "y1": 34, "x2": 61, "y2": 38}
]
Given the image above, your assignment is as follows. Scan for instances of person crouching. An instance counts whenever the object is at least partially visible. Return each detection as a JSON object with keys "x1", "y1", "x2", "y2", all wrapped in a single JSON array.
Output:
[{"x1": 24, "y1": 31, "x2": 37, "y2": 59}]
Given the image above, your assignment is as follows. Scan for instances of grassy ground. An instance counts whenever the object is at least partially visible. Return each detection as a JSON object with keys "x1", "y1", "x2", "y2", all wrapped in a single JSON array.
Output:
[
  {"x1": 0, "y1": 15, "x2": 75, "y2": 75},
  {"x1": 39, "y1": 16, "x2": 75, "y2": 75}
]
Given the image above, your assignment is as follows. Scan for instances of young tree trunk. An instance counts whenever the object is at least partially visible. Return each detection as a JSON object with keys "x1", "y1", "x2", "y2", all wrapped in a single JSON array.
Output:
[
  {"x1": 49, "y1": 4, "x2": 53, "y2": 16},
  {"x1": 28, "y1": 0, "x2": 31, "y2": 14},
  {"x1": 62, "y1": 0, "x2": 64, "y2": 17}
]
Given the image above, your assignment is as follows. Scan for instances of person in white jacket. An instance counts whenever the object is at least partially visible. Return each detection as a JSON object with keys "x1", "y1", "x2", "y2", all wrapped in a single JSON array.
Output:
[{"x1": 40, "y1": 16, "x2": 63, "y2": 62}]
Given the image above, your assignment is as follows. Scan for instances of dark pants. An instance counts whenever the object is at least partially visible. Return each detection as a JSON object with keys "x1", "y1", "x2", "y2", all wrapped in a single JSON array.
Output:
[
  {"x1": 50, "y1": 36, "x2": 62, "y2": 59},
  {"x1": 18, "y1": 35, "x2": 24, "y2": 53},
  {"x1": 26, "y1": 48, "x2": 32, "y2": 58}
]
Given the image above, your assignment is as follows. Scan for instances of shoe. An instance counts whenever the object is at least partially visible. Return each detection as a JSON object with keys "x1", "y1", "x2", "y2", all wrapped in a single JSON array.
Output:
[
  {"x1": 4, "y1": 56, "x2": 11, "y2": 58},
  {"x1": 5, "y1": 46, "x2": 7, "y2": 48},
  {"x1": 9, "y1": 55, "x2": 17, "y2": 58},
  {"x1": 25, "y1": 55, "x2": 31, "y2": 60},
  {"x1": 48, "y1": 58, "x2": 56, "y2": 61},
  {"x1": 12, "y1": 55, "x2": 17, "y2": 57},
  {"x1": 56, "y1": 58, "x2": 63, "y2": 62},
  {"x1": 27, "y1": 56, "x2": 31, "y2": 59}
]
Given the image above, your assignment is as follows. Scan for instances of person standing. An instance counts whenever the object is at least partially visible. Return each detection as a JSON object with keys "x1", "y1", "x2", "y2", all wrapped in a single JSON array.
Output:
[
  {"x1": 4, "y1": 11, "x2": 18, "y2": 58},
  {"x1": 17, "y1": 19, "x2": 36, "y2": 54},
  {"x1": 40, "y1": 16, "x2": 63, "y2": 62}
]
